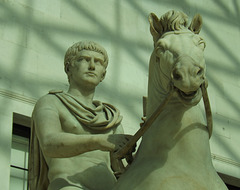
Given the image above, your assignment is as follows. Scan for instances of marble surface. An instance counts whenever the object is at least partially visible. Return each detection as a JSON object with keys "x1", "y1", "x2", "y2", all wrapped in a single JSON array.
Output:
[
  {"x1": 113, "y1": 11, "x2": 228, "y2": 190},
  {"x1": 28, "y1": 41, "x2": 132, "y2": 190}
]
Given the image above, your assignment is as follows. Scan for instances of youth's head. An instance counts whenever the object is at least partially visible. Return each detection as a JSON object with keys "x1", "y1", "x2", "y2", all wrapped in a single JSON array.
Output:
[
  {"x1": 64, "y1": 41, "x2": 108, "y2": 70},
  {"x1": 64, "y1": 41, "x2": 108, "y2": 87}
]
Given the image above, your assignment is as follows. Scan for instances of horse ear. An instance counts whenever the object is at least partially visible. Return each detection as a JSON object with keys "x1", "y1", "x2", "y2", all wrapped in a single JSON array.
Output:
[
  {"x1": 149, "y1": 13, "x2": 162, "y2": 42},
  {"x1": 188, "y1": 14, "x2": 202, "y2": 34}
]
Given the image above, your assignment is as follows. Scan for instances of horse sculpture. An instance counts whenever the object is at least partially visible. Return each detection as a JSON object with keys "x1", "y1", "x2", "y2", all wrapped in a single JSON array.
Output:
[{"x1": 113, "y1": 10, "x2": 228, "y2": 190}]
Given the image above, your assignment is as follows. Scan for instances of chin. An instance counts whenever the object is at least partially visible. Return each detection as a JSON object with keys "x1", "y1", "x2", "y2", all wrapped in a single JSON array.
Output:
[{"x1": 83, "y1": 78, "x2": 101, "y2": 86}]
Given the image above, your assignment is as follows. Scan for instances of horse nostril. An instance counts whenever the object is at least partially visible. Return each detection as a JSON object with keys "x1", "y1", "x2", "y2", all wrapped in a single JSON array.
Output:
[
  {"x1": 172, "y1": 69, "x2": 182, "y2": 81},
  {"x1": 196, "y1": 68, "x2": 203, "y2": 77},
  {"x1": 174, "y1": 73, "x2": 182, "y2": 80},
  {"x1": 197, "y1": 68, "x2": 203, "y2": 76}
]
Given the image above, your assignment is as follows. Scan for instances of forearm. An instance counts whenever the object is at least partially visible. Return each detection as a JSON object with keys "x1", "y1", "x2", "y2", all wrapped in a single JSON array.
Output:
[{"x1": 40, "y1": 133, "x2": 113, "y2": 158}]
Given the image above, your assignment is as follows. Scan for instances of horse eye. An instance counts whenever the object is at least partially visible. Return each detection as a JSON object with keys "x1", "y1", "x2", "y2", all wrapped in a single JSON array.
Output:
[
  {"x1": 198, "y1": 40, "x2": 206, "y2": 50},
  {"x1": 155, "y1": 46, "x2": 165, "y2": 56},
  {"x1": 158, "y1": 45, "x2": 165, "y2": 52}
]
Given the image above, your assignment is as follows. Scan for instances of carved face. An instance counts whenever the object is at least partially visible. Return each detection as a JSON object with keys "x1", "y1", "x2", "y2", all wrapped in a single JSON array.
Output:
[
  {"x1": 68, "y1": 50, "x2": 106, "y2": 89},
  {"x1": 155, "y1": 32, "x2": 206, "y2": 106}
]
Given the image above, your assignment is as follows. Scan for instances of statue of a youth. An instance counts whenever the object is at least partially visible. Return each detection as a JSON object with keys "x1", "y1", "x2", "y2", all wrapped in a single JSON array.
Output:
[{"x1": 29, "y1": 41, "x2": 131, "y2": 190}]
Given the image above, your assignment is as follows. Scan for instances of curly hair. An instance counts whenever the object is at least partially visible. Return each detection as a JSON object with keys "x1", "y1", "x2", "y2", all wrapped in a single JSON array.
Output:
[{"x1": 64, "y1": 41, "x2": 109, "y2": 74}]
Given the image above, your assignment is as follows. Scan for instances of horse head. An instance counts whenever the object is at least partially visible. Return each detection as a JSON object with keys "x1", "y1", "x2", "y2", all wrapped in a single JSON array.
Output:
[{"x1": 147, "y1": 10, "x2": 207, "y2": 114}]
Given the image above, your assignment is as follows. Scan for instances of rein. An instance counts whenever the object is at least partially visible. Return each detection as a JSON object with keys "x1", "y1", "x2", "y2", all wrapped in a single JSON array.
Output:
[
  {"x1": 201, "y1": 81, "x2": 213, "y2": 138},
  {"x1": 114, "y1": 81, "x2": 213, "y2": 163}
]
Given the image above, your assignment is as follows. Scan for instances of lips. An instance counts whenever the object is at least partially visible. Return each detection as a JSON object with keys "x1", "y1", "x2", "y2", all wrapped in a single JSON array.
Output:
[{"x1": 86, "y1": 72, "x2": 96, "y2": 76}]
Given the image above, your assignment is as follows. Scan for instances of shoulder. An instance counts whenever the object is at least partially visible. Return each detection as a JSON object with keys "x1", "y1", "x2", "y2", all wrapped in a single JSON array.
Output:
[{"x1": 34, "y1": 90, "x2": 64, "y2": 113}]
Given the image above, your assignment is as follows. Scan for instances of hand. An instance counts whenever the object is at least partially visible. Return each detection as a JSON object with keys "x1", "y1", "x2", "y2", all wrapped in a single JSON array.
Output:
[
  {"x1": 97, "y1": 134, "x2": 133, "y2": 152},
  {"x1": 109, "y1": 134, "x2": 136, "y2": 162},
  {"x1": 108, "y1": 134, "x2": 133, "y2": 152}
]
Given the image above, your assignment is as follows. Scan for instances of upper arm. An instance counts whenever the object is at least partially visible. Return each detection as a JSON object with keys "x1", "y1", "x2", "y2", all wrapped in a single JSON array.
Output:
[{"x1": 33, "y1": 95, "x2": 62, "y2": 146}]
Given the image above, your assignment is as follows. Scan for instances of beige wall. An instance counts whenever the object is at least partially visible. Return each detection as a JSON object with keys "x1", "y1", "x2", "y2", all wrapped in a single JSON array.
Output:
[{"x1": 0, "y1": 0, "x2": 239, "y2": 188}]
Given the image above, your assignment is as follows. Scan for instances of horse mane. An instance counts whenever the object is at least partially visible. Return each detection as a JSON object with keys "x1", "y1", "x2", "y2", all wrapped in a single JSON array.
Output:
[
  {"x1": 149, "y1": 10, "x2": 192, "y2": 44},
  {"x1": 158, "y1": 10, "x2": 188, "y2": 35}
]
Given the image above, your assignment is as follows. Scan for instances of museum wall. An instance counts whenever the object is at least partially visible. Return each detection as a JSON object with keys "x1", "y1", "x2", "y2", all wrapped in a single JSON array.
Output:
[{"x1": 0, "y1": 0, "x2": 239, "y2": 189}]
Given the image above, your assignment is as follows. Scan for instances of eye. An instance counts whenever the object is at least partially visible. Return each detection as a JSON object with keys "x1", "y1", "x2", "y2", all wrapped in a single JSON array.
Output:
[
  {"x1": 95, "y1": 61, "x2": 101, "y2": 65},
  {"x1": 155, "y1": 46, "x2": 165, "y2": 57},
  {"x1": 198, "y1": 39, "x2": 206, "y2": 50},
  {"x1": 95, "y1": 59, "x2": 104, "y2": 65},
  {"x1": 77, "y1": 57, "x2": 84, "y2": 62},
  {"x1": 77, "y1": 56, "x2": 89, "y2": 62},
  {"x1": 85, "y1": 57, "x2": 91, "y2": 62},
  {"x1": 199, "y1": 42, "x2": 205, "y2": 49},
  {"x1": 159, "y1": 46, "x2": 165, "y2": 51},
  {"x1": 155, "y1": 40, "x2": 166, "y2": 55}
]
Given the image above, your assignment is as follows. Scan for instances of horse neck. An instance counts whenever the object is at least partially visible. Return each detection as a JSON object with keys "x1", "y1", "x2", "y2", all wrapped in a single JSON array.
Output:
[
  {"x1": 146, "y1": 53, "x2": 176, "y2": 117},
  {"x1": 142, "y1": 86, "x2": 205, "y2": 154}
]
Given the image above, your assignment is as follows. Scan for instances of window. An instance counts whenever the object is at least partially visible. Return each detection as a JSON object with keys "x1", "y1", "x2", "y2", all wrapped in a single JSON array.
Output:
[
  {"x1": 10, "y1": 123, "x2": 30, "y2": 190},
  {"x1": 226, "y1": 184, "x2": 240, "y2": 190},
  {"x1": 219, "y1": 172, "x2": 240, "y2": 189}
]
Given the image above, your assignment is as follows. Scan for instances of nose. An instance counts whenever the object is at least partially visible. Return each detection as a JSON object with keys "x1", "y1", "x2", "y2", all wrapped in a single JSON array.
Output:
[
  {"x1": 172, "y1": 66, "x2": 203, "y2": 81},
  {"x1": 171, "y1": 64, "x2": 204, "y2": 91},
  {"x1": 88, "y1": 58, "x2": 95, "y2": 70}
]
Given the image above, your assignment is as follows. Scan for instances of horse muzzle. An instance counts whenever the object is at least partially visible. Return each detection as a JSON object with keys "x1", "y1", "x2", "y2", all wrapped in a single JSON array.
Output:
[{"x1": 175, "y1": 87, "x2": 202, "y2": 106}]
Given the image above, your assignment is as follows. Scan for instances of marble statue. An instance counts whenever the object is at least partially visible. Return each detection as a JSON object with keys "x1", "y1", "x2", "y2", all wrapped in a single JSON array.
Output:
[
  {"x1": 28, "y1": 41, "x2": 133, "y2": 190},
  {"x1": 113, "y1": 10, "x2": 228, "y2": 190}
]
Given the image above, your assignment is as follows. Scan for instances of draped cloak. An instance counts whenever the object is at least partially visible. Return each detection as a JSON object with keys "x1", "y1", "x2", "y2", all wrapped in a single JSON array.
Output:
[{"x1": 28, "y1": 91, "x2": 122, "y2": 190}]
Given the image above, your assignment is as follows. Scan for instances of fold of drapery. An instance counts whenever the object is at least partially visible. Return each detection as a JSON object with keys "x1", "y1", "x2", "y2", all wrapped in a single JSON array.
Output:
[{"x1": 53, "y1": 92, "x2": 122, "y2": 131}]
